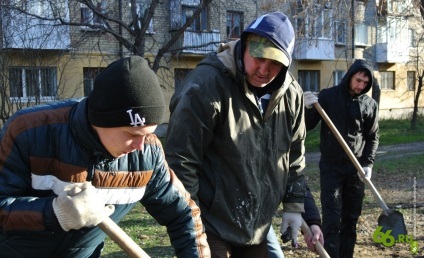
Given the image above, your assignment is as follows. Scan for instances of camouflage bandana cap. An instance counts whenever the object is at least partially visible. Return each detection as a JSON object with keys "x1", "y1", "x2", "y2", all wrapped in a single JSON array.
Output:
[{"x1": 247, "y1": 34, "x2": 289, "y2": 66}]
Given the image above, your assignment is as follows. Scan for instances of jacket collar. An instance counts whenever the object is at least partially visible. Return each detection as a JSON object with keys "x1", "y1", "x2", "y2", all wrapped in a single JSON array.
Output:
[{"x1": 69, "y1": 98, "x2": 115, "y2": 160}]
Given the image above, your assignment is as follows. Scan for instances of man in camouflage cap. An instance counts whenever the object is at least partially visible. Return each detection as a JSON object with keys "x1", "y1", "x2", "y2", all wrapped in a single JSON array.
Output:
[
  {"x1": 246, "y1": 33, "x2": 291, "y2": 67},
  {"x1": 166, "y1": 12, "x2": 323, "y2": 257}
]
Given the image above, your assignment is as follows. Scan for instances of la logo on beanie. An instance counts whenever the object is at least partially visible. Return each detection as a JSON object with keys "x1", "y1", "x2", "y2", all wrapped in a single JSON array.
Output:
[{"x1": 127, "y1": 109, "x2": 146, "y2": 127}]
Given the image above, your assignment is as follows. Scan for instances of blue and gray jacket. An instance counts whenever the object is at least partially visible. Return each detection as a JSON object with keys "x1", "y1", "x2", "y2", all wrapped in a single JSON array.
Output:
[{"x1": 0, "y1": 98, "x2": 208, "y2": 257}]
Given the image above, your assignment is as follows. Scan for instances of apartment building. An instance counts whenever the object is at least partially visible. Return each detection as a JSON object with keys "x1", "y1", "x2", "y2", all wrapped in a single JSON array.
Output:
[
  {"x1": 0, "y1": 0, "x2": 422, "y2": 127},
  {"x1": 286, "y1": 0, "x2": 423, "y2": 119}
]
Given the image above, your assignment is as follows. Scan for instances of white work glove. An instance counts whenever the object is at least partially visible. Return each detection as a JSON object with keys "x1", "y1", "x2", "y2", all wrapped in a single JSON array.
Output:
[
  {"x1": 358, "y1": 167, "x2": 372, "y2": 182},
  {"x1": 280, "y1": 212, "x2": 302, "y2": 245},
  {"x1": 304, "y1": 91, "x2": 318, "y2": 109},
  {"x1": 53, "y1": 182, "x2": 115, "y2": 231}
]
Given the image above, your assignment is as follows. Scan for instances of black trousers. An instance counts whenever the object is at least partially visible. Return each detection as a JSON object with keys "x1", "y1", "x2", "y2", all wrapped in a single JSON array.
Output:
[
  {"x1": 206, "y1": 231, "x2": 269, "y2": 258},
  {"x1": 319, "y1": 160, "x2": 365, "y2": 258}
]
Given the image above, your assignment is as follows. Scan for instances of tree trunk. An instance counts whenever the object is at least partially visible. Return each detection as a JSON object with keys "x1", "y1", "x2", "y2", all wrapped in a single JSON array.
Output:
[{"x1": 410, "y1": 71, "x2": 423, "y2": 130}]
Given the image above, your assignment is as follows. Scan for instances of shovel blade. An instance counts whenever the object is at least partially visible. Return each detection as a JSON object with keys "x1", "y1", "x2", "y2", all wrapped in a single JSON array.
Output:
[{"x1": 377, "y1": 210, "x2": 407, "y2": 239}]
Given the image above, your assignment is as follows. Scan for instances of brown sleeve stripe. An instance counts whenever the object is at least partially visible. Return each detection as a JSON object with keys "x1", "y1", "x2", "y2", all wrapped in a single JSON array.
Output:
[
  {"x1": 169, "y1": 169, "x2": 210, "y2": 256},
  {"x1": 30, "y1": 157, "x2": 154, "y2": 188},
  {"x1": 0, "y1": 210, "x2": 45, "y2": 231},
  {"x1": 93, "y1": 170, "x2": 153, "y2": 188},
  {"x1": 31, "y1": 173, "x2": 151, "y2": 205},
  {"x1": 30, "y1": 157, "x2": 88, "y2": 182},
  {"x1": 0, "y1": 106, "x2": 71, "y2": 172}
]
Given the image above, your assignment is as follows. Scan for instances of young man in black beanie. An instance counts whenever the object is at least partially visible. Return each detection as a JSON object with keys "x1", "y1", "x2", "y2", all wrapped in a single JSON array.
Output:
[{"x1": 0, "y1": 56, "x2": 210, "y2": 258}]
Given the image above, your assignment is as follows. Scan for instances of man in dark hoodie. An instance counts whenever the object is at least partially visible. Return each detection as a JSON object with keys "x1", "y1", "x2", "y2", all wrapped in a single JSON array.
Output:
[
  {"x1": 304, "y1": 59, "x2": 379, "y2": 258},
  {"x1": 166, "y1": 12, "x2": 322, "y2": 257}
]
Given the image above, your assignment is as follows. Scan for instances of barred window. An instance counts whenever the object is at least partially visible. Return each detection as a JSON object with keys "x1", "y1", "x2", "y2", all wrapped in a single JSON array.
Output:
[
  {"x1": 80, "y1": 0, "x2": 107, "y2": 29},
  {"x1": 380, "y1": 71, "x2": 395, "y2": 90},
  {"x1": 407, "y1": 71, "x2": 415, "y2": 91},
  {"x1": 9, "y1": 67, "x2": 57, "y2": 101},
  {"x1": 83, "y1": 67, "x2": 105, "y2": 96},
  {"x1": 298, "y1": 70, "x2": 320, "y2": 92},
  {"x1": 227, "y1": 11, "x2": 243, "y2": 39}
]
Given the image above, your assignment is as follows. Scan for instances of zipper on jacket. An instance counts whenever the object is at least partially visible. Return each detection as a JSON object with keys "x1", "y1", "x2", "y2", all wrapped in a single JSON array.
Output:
[{"x1": 88, "y1": 151, "x2": 102, "y2": 181}]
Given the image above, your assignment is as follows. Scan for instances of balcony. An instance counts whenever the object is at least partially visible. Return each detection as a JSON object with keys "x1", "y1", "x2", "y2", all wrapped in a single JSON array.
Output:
[
  {"x1": 293, "y1": 38, "x2": 335, "y2": 61},
  {"x1": 2, "y1": 8, "x2": 70, "y2": 50},
  {"x1": 375, "y1": 15, "x2": 410, "y2": 63},
  {"x1": 170, "y1": 30, "x2": 220, "y2": 54},
  {"x1": 376, "y1": 42, "x2": 409, "y2": 63}
]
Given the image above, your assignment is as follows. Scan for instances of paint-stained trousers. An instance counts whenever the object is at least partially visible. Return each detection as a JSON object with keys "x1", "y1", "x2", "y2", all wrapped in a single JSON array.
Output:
[{"x1": 320, "y1": 160, "x2": 365, "y2": 258}]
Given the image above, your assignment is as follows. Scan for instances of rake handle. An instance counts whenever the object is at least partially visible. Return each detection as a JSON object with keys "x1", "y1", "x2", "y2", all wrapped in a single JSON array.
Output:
[
  {"x1": 98, "y1": 217, "x2": 151, "y2": 258},
  {"x1": 301, "y1": 219, "x2": 330, "y2": 258},
  {"x1": 313, "y1": 102, "x2": 389, "y2": 212}
]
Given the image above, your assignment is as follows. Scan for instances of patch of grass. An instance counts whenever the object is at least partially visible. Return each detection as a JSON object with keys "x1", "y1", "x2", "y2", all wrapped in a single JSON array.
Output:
[
  {"x1": 102, "y1": 204, "x2": 174, "y2": 258},
  {"x1": 304, "y1": 125, "x2": 320, "y2": 152},
  {"x1": 305, "y1": 116, "x2": 424, "y2": 151},
  {"x1": 304, "y1": 163, "x2": 320, "y2": 190},
  {"x1": 378, "y1": 116, "x2": 424, "y2": 145},
  {"x1": 374, "y1": 154, "x2": 423, "y2": 176}
]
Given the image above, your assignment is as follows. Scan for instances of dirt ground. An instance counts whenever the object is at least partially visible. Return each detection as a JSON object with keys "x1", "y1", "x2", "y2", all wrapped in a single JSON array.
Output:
[{"x1": 277, "y1": 142, "x2": 424, "y2": 257}]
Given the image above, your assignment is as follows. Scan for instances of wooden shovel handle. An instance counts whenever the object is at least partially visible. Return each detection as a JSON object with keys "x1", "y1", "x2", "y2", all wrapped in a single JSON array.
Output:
[
  {"x1": 98, "y1": 217, "x2": 151, "y2": 258},
  {"x1": 301, "y1": 219, "x2": 330, "y2": 258},
  {"x1": 313, "y1": 102, "x2": 390, "y2": 212}
]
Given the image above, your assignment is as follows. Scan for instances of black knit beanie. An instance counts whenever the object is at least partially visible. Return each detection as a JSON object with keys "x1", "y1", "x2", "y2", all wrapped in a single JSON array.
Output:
[{"x1": 87, "y1": 56, "x2": 165, "y2": 127}]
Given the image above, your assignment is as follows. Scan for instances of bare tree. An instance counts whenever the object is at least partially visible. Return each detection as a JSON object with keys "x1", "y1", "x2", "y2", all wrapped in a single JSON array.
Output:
[
  {"x1": 0, "y1": 0, "x2": 220, "y2": 124},
  {"x1": 1, "y1": 0, "x2": 214, "y2": 70},
  {"x1": 410, "y1": 33, "x2": 424, "y2": 130},
  {"x1": 0, "y1": 1, "x2": 80, "y2": 125},
  {"x1": 411, "y1": 69, "x2": 423, "y2": 129},
  {"x1": 0, "y1": 0, "x2": 266, "y2": 126}
]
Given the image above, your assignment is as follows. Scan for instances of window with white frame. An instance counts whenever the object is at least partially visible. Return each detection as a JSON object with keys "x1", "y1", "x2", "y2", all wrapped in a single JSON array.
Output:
[
  {"x1": 298, "y1": 70, "x2": 320, "y2": 92},
  {"x1": 80, "y1": 1, "x2": 106, "y2": 28},
  {"x1": 385, "y1": 0, "x2": 410, "y2": 14},
  {"x1": 407, "y1": 71, "x2": 415, "y2": 91},
  {"x1": 296, "y1": 4, "x2": 332, "y2": 39},
  {"x1": 15, "y1": 1, "x2": 42, "y2": 15},
  {"x1": 333, "y1": 70, "x2": 345, "y2": 86},
  {"x1": 334, "y1": 20, "x2": 346, "y2": 45},
  {"x1": 182, "y1": 5, "x2": 207, "y2": 31},
  {"x1": 388, "y1": 17, "x2": 408, "y2": 45},
  {"x1": 14, "y1": 0, "x2": 65, "y2": 17},
  {"x1": 377, "y1": 16, "x2": 408, "y2": 45},
  {"x1": 355, "y1": 23, "x2": 368, "y2": 45},
  {"x1": 387, "y1": 0, "x2": 394, "y2": 13},
  {"x1": 227, "y1": 11, "x2": 243, "y2": 39},
  {"x1": 322, "y1": 8, "x2": 332, "y2": 38},
  {"x1": 130, "y1": 0, "x2": 154, "y2": 33},
  {"x1": 409, "y1": 29, "x2": 416, "y2": 47},
  {"x1": 296, "y1": 17, "x2": 305, "y2": 38},
  {"x1": 296, "y1": 2, "x2": 305, "y2": 38},
  {"x1": 380, "y1": 71, "x2": 395, "y2": 90},
  {"x1": 9, "y1": 67, "x2": 57, "y2": 101}
]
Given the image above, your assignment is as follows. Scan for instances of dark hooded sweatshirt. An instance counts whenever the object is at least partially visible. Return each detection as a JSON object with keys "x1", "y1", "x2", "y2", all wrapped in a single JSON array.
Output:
[{"x1": 305, "y1": 59, "x2": 379, "y2": 168}]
